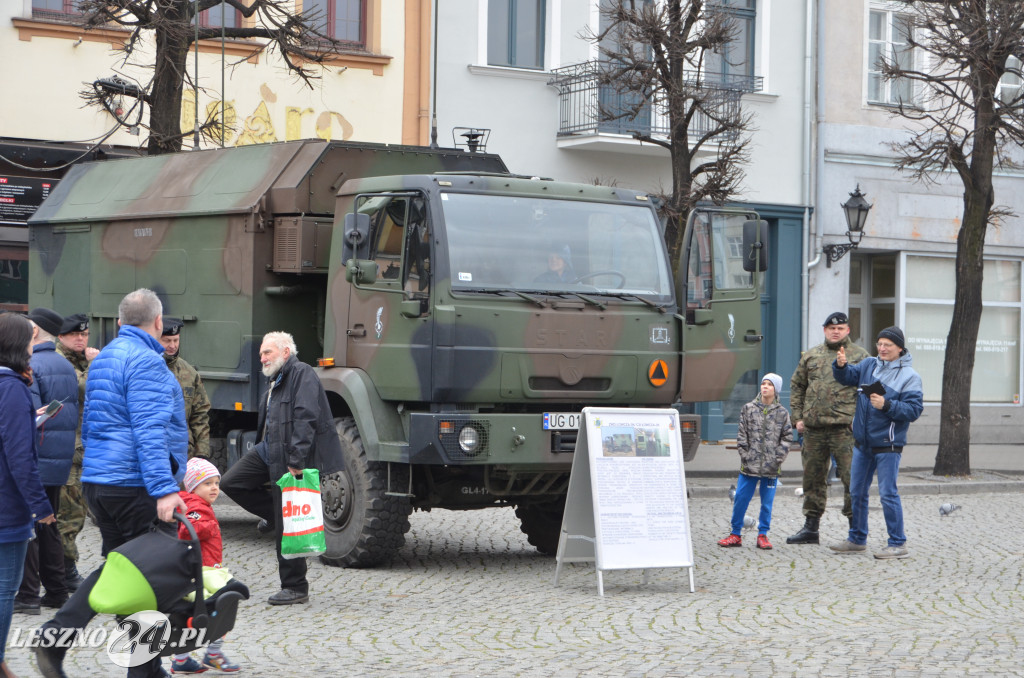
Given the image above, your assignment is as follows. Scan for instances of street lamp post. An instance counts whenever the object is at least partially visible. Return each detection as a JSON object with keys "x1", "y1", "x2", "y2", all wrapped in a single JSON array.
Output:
[{"x1": 824, "y1": 185, "x2": 872, "y2": 268}]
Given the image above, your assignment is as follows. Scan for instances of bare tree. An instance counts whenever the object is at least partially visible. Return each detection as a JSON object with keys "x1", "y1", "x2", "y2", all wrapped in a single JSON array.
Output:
[
  {"x1": 76, "y1": 0, "x2": 352, "y2": 155},
  {"x1": 588, "y1": 0, "x2": 756, "y2": 270},
  {"x1": 879, "y1": 0, "x2": 1024, "y2": 475}
]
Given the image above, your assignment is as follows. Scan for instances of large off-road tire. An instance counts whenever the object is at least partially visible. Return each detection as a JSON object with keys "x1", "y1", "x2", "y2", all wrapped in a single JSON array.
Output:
[
  {"x1": 515, "y1": 498, "x2": 566, "y2": 556},
  {"x1": 319, "y1": 417, "x2": 412, "y2": 568}
]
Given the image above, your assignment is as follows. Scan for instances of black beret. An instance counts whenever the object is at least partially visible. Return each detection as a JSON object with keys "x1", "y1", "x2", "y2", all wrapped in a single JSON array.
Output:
[
  {"x1": 60, "y1": 313, "x2": 89, "y2": 335},
  {"x1": 162, "y1": 316, "x2": 183, "y2": 336},
  {"x1": 823, "y1": 311, "x2": 849, "y2": 327},
  {"x1": 27, "y1": 307, "x2": 64, "y2": 337}
]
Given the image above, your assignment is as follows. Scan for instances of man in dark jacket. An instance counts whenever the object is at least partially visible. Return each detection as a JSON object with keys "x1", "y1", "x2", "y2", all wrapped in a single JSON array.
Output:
[
  {"x1": 830, "y1": 326, "x2": 923, "y2": 560},
  {"x1": 14, "y1": 308, "x2": 78, "y2": 615},
  {"x1": 54, "y1": 313, "x2": 95, "y2": 591},
  {"x1": 35, "y1": 289, "x2": 188, "y2": 678},
  {"x1": 221, "y1": 331, "x2": 344, "y2": 605}
]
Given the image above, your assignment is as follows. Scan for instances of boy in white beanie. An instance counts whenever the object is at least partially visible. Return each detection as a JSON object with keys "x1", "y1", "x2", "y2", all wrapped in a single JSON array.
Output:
[
  {"x1": 718, "y1": 373, "x2": 793, "y2": 550},
  {"x1": 171, "y1": 458, "x2": 240, "y2": 674}
]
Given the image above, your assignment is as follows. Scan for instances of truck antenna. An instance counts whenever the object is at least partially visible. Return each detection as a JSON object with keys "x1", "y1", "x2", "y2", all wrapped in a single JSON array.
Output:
[{"x1": 429, "y1": 0, "x2": 439, "y2": 148}]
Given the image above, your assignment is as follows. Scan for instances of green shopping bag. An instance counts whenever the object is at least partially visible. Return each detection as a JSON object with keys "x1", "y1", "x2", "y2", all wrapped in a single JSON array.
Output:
[{"x1": 276, "y1": 469, "x2": 326, "y2": 559}]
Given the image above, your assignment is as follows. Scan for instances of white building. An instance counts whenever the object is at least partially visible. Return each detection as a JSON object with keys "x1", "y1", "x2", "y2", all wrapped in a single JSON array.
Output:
[{"x1": 816, "y1": 1, "x2": 1024, "y2": 442}]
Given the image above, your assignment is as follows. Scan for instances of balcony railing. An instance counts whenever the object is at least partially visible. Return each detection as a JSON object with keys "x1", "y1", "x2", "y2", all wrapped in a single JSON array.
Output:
[{"x1": 548, "y1": 60, "x2": 762, "y2": 141}]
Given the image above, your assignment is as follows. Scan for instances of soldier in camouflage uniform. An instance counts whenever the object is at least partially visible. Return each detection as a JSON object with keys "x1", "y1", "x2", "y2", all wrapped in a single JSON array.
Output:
[
  {"x1": 786, "y1": 311, "x2": 870, "y2": 545},
  {"x1": 55, "y1": 313, "x2": 97, "y2": 590},
  {"x1": 160, "y1": 317, "x2": 212, "y2": 459}
]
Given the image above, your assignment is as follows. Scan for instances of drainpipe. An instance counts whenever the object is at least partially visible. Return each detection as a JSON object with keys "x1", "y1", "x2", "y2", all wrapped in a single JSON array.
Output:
[{"x1": 801, "y1": 0, "x2": 821, "y2": 350}]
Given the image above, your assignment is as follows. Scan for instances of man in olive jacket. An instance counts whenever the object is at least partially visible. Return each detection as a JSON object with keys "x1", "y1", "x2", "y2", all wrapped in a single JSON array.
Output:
[
  {"x1": 220, "y1": 331, "x2": 344, "y2": 605},
  {"x1": 786, "y1": 311, "x2": 870, "y2": 544}
]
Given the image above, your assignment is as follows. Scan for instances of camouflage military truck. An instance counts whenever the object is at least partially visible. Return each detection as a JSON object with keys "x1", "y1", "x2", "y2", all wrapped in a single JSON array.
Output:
[{"x1": 28, "y1": 140, "x2": 766, "y2": 567}]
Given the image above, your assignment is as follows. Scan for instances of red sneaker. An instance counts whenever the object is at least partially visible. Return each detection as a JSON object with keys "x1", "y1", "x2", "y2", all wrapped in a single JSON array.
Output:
[
  {"x1": 756, "y1": 534, "x2": 773, "y2": 550},
  {"x1": 718, "y1": 534, "x2": 742, "y2": 547}
]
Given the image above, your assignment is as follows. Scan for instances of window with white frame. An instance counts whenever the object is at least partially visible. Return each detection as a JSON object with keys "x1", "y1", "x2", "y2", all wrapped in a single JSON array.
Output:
[
  {"x1": 998, "y1": 55, "x2": 1022, "y2": 105},
  {"x1": 867, "y1": 6, "x2": 915, "y2": 105},
  {"x1": 488, "y1": 0, "x2": 546, "y2": 69},
  {"x1": 903, "y1": 255, "x2": 1022, "y2": 403}
]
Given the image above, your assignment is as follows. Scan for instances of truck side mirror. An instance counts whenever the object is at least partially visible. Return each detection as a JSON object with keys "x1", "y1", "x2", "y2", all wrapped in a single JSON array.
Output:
[
  {"x1": 345, "y1": 259, "x2": 378, "y2": 285},
  {"x1": 343, "y1": 212, "x2": 371, "y2": 261},
  {"x1": 742, "y1": 219, "x2": 768, "y2": 273}
]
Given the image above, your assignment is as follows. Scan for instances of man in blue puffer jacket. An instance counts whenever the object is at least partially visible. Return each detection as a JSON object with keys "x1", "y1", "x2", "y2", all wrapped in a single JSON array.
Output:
[
  {"x1": 829, "y1": 326, "x2": 923, "y2": 561},
  {"x1": 13, "y1": 307, "x2": 78, "y2": 615},
  {"x1": 35, "y1": 289, "x2": 188, "y2": 678}
]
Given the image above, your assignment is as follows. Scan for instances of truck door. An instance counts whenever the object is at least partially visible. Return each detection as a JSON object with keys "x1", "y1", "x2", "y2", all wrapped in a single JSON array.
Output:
[
  {"x1": 345, "y1": 194, "x2": 434, "y2": 401},
  {"x1": 678, "y1": 209, "x2": 763, "y2": 402}
]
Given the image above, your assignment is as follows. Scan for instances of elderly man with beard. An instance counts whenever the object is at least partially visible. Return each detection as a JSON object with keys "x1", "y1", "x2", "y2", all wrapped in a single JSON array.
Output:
[{"x1": 220, "y1": 331, "x2": 344, "y2": 605}]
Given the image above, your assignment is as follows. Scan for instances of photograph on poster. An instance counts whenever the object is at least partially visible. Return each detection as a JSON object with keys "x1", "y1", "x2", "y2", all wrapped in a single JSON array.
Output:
[{"x1": 600, "y1": 426, "x2": 672, "y2": 457}]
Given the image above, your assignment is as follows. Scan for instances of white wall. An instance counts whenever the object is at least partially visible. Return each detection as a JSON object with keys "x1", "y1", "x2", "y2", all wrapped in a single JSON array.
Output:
[{"x1": 434, "y1": 0, "x2": 809, "y2": 202}]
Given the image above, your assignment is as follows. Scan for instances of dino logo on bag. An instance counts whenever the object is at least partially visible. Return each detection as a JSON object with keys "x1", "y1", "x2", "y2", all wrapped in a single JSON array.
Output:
[{"x1": 282, "y1": 500, "x2": 313, "y2": 517}]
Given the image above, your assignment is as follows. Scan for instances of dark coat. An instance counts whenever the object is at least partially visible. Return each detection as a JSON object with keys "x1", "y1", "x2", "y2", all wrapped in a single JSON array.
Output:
[
  {"x1": 257, "y1": 355, "x2": 344, "y2": 482},
  {"x1": 29, "y1": 341, "x2": 79, "y2": 486},
  {"x1": 0, "y1": 368, "x2": 53, "y2": 544}
]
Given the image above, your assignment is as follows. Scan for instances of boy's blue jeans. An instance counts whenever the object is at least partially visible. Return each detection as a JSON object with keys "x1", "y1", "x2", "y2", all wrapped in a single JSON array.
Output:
[
  {"x1": 848, "y1": 446, "x2": 905, "y2": 547},
  {"x1": 730, "y1": 473, "x2": 778, "y2": 536}
]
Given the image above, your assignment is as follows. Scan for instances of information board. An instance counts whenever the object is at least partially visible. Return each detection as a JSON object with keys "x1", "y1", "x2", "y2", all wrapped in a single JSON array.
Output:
[
  {"x1": 0, "y1": 175, "x2": 56, "y2": 225},
  {"x1": 554, "y1": 407, "x2": 694, "y2": 595}
]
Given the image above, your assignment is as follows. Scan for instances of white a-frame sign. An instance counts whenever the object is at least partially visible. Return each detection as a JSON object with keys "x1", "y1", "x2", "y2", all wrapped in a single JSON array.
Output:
[{"x1": 553, "y1": 407, "x2": 695, "y2": 596}]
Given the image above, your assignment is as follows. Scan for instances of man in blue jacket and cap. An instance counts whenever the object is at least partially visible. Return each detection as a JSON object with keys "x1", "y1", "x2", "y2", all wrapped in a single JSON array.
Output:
[
  {"x1": 35, "y1": 289, "x2": 188, "y2": 678},
  {"x1": 830, "y1": 326, "x2": 923, "y2": 560},
  {"x1": 13, "y1": 307, "x2": 78, "y2": 616}
]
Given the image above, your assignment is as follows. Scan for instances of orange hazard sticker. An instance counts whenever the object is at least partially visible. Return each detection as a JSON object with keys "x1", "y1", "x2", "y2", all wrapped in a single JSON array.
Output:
[{"x1": 648, "y1": 359, "x2": 668, "y2": 387}]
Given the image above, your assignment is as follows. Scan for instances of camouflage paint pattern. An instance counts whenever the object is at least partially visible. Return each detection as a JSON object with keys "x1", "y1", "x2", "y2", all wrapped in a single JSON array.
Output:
[{"x1": 29, "y1": 140, "x2": 762, "y2": 501}]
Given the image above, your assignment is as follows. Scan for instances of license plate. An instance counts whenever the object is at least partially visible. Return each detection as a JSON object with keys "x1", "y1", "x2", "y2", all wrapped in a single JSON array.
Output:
[{"x1": 543, "y1": 412, "x2": 580, "y2": 430}]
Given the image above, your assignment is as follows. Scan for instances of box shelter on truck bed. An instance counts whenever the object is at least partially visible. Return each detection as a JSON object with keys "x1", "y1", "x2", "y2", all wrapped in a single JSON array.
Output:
[{"x1": 27, "y1": 139, "x2": 507, "y2": 422}]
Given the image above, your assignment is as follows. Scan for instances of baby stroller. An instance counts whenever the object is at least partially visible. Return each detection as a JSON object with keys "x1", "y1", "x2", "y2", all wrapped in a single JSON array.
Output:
[{"x1": 90, "y1": 511, "x2": 250, "y2": 657}]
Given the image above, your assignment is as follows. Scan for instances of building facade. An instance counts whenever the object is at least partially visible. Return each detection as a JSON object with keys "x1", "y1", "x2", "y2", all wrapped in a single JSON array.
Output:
[
  {"x1": 1, "y1": 0, "x2": 429, "y2": 309},
  {"x1": 815, "y1": 1, "x2": 1024, "y2": 443}
]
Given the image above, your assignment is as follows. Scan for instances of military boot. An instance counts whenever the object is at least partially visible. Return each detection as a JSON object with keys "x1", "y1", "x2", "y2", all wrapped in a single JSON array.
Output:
[
  {"x1": 786, "y1": 517, "x2": 820, "y2": 544},
  {"x1": 63, "y1": 558, "x2": 84, "y2": 591}
]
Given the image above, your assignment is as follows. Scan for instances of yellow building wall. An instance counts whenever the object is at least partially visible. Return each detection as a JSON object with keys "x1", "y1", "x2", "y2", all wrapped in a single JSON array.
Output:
[{"x1": 1, "y1": 1, "x2": 421, "y2": 149}]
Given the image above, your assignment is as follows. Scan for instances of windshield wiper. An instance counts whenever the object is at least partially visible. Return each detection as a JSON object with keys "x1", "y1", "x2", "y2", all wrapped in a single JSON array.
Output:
[
  {"x1": 601, "y1": 292, "x2": 669, "y2": 313},
  {"x1": 512, "y1": 290, "x2": 549, "y2": 308},
  {"x1": 568, "y1": 292, "x2": 606, "y2": 310}
]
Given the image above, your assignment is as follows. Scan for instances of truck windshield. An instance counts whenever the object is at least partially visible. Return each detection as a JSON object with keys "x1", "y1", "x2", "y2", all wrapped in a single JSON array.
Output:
[{"x1": 440, "y1": 193, "x2": 673, "y2": 299}]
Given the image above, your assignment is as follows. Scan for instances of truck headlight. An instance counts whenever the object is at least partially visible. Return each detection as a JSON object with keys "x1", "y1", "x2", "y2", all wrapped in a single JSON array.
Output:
[{"x1": 458, "y1": 425, "x2": 481, "y2": 453}]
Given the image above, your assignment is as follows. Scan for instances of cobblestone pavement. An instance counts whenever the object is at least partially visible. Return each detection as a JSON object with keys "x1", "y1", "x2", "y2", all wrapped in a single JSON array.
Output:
[{"x1": 5, "y1": 490, "x2": 1022, "y2": 677}]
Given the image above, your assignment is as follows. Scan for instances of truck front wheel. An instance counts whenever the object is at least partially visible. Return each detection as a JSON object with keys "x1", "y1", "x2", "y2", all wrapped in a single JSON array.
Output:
[
  {"x1": 320, "y1": 417, "x2": 412, "y2": 568},
  {"x1": 515, "y1": 498, "x2": 566, "y2": 556}
]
